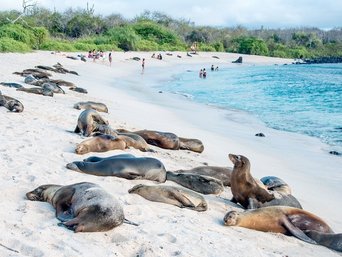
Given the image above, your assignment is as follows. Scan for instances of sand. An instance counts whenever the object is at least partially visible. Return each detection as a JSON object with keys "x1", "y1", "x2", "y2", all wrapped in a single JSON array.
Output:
[{"x1": 0, "y1": 50, "x2": 341, "y2": 257}]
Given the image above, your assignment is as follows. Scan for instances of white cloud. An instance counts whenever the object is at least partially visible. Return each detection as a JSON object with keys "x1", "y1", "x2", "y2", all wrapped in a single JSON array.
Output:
[{"x1": 2, "y1": 0, "x2": 341, "y2": 29}]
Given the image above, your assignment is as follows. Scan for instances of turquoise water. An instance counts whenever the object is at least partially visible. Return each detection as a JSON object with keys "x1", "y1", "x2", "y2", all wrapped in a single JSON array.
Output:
[{"x1": 157, "y1": 64, "x2": 342, "y2": 152}]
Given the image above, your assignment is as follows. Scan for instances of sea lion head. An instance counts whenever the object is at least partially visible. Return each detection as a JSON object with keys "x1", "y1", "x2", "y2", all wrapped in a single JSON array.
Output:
[
  {"x1": 228, "y1": 154, "x2": 250, "y2": 169},
  {"x1": 26, "y1": 184, "x2": 61, "y2": 202},
  {"x1": 223, "y1": 210, "x2": 239, "y2": 226},
  {"x1": 128, "y1": 184, "x2": 145, "y2": 194},
  {"x1": 75, "y1": 144, "x2": 89, "y2": 155}
]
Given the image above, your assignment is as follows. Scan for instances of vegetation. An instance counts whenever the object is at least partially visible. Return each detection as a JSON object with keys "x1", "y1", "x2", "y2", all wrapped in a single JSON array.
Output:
[{"x1": 0, "y1": 5, "x2": 341, "y2": 59}]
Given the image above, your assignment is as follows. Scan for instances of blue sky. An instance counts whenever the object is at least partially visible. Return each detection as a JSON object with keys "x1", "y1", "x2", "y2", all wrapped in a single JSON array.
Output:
[{"x1": 3, "y1": 0, "x2": 342, "y2": 29}]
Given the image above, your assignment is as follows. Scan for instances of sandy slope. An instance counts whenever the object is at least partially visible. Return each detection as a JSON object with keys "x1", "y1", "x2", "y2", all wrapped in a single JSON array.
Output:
[{"x1": 0, "y1": 51, "x2": 341, "y2": 257}]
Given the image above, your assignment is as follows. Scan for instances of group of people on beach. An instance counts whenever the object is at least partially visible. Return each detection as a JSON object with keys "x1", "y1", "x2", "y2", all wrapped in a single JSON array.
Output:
[{"x1": 151, "y1": 53, "x2": 163, "y2": 60}]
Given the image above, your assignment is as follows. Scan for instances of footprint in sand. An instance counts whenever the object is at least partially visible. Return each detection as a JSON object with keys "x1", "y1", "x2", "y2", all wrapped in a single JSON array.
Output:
[{"x1": 157, "y1": 233, "x2": 177, "y2": 243}]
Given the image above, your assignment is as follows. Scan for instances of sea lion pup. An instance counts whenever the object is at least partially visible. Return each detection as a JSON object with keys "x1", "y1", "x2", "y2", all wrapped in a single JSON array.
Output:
[
  {"x1": 0, "y1": 82, "x2": 23, "y2": 89},
  {"x1": 74, "y1": 101, "x2": 109, "y2": 113},
  {"x1": 66, "y1": 154, "x2": 167, "y2": 182},
  {"x1": 74, "y1": 109, "x2": 109, "y2": 137},
  {"x1": 229, "y1": 154, "x2": 274, "y2": 208},
  {"x1": 69, "y1": 86, "x2": 88, "y2": 94},
  {"x1": 0, "y1": 92, "x2": 24, "y2": 112},
  {"x1": 166, "y1": 171, "x2": 224, "y2": 195},
  {"x1": 26, "y1": 182, "x2": 126, "y2": 232},
  {"x1": 16, "y1": 86, "x2": 54, "y2": 97},
  {"x1": 173, "y1": 166, "x2": 232, "y2": 186},
  {"x1": 223, "y1": 206, "x2": 337, "y2": 248},
  {"x1": 116, "y1": 129, "x2": 180, "y2": 150},
  {"x1": 178, "y1": 137, "x2": 204, "y2": 153},
  {"x1": 305, "y1": 231, "x2": 342, "y2": 252},
  {"x1": 75, "y1": 134, "x2": 126, "y2": 155},
  {"x1": 128, "y1": 184, "x2": 208, "y2": 212}
]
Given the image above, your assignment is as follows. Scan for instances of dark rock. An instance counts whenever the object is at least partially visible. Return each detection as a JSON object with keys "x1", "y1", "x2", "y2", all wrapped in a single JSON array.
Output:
[
  {"x1": 255, "y1": 133, "x2": 265, "y2": 137},
  {"x1": 132, "y1": 57, "x2": 141, "y2": 61},
  {"x1": 329, "y1": 151, "x2": 341, "y2": 156},
  {"x1": 158, "y1": 91, "x2": 163, "y2": 93},
  {"x1": 232, "y1": 56, "x2": 243, "y2": 63},
  {"x1": 212, "y1": 56, "x2": 220, "y2": 59}
]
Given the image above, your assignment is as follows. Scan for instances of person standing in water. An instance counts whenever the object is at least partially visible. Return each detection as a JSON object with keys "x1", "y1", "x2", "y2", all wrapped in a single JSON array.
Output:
[{"x1": 142, "y1": 58, "x2": 145, "y2": 69}]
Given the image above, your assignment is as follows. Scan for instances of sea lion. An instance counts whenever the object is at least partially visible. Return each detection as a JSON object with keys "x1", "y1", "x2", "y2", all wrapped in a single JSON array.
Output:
[
  {"x1": 66, "y1": 154, "x2": 167, "y2": 182},
  {"x1": 166, "y1": 171, "x2": 224, "y2": 195},
  {"x1": 229, "y1": 154, "x2": 274, "y2": 208},
  {"x1": 74, "y1": 109, "x2": 108, "y2": 137},
  {"x1": 75, "y1": 134, "x2": 126, "y2": 154},
  {"x1": 173, "y1": 166, "x2": 232, "y2": 186},
  {"x1": 13, "y1": 69, "x2": 52, "y2": 79},
  {"x1": 0, "y1": 82, "x2": 23, "y2": 89},
  {"x1": 117, "y1": 133, "x2": 152, "y2": 152},
  {"x1": 223, "y1": 206, "x2": 338, "y2": 249},
  {"x1": 95, "y1": 124, "x2": 118, "y2": 136},
  {"x1": 261, "y1": 176, "x2": 292, "y2": 195},
  {"x1": 117, "y1": 129, "x2": 180, "y2": 150},
  {"x1": 128, "y1": 184, "x2": 208, "y2": 212},
  {"x1": 42, "y1": 83, "x2": 65, "y2": 94},
  {"x1": 74, "y1": 101, "x2": 109, "y2": 113},
  {"x1": 69, "y1": 87, "x2": 87, "y2": 94},
  {"x1": 0, "y1": 92, "x2": 24, "y2": 112},
  {"x1": 16, "y1": 87, "x2": 53, "y2": 97},
  {"x1": 305, "y1": 230, "x2": 342, "y2": 252},
  {"x1": 26, "y1": 182, "x2": 125, "y2": 232},
  {"x1": 178, "y1": 137, "x2": 204, "y2": 153}
]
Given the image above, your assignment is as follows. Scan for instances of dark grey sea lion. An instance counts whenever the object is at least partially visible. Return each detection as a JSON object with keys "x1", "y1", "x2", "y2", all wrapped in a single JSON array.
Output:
[
  {"x1": 69, "y1": 87, "x2": 88, "y2": 94},
  {"x1": 24, "y1": 74, "x2": 38, "y2": 84},
  {"x1": 26, "y1": 182, "x2": 126, "y2": 232},
  {"x1": 128, "y1": 184, "x2": 208, "y2": 211},
  {"x1": 66, "y1": 154, "x2": 167, "y2": 182},
  {"x1": 0, "y1": 82, "x2": 23, "y2": 89},
  {"x1": 223, "y1": 206, "x2": 338, "y2": 250},
  {"x1": 179, "y1": 137, "x2": 204, "y2": 153},
  {"x1": 16, "y1": 87, "x2": 53, "y2": 97},
  {"x1": 173, "y1": 166, "x2": 232, "y2": 186},
  {"x1": 305, "y1": 231, "x2": 342, "y2": 252},
  {"x1": 74, "y1": 101, "x2": 108, "y2": 113},
  {"x1": 42, "y1": 83, "x2": 65, "y2": 94},
  {"x1": 260, "y1": 176, "x2": 292, "y2": 195},
  {"x1": 0, "y1": 91, "x2": 24, "y2": 112},
  {"x1": 13, "y1": 69, "x2": 52, "y2": 79},
  {"x1": 74, "y1": 109, "x2": 108, "y2": 137},
  {"x1": 117, "y1": 129, "x2": 180, "y2": 150},
  {"x1": 166, "y1": 171, "x2": 224, "y2": 195}
]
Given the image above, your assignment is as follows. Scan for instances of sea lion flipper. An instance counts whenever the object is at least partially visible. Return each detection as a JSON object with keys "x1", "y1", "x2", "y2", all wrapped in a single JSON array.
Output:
[
  {"x1": 171, "y1": 191, "x2": 194, "y2": 208},
  {"x1": 282, "y1": 217, "x2": 317, "y2": 244},
  {"x1": 74, "y1": 125, "x2": 80, "y2": 134}
]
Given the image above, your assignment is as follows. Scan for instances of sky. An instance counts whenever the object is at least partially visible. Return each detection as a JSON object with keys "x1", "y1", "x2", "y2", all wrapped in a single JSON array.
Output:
[{"x1": 2, "y1": 0, "x2": 342, "y2": 29}]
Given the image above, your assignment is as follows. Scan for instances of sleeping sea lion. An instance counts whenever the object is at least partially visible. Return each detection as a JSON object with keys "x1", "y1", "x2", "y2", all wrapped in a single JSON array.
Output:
[
  {"x1": 74, "y1": 109, "x2": 108, "y2": 137},
  {"x1": 69, "y1": 87, "x2": 88, "y2": 94},
  {"x1": 0, "y1": 92, "x2": 24, "y2": 112},
  {"x1": 166, "y1": 171, "x2": 224, "y2": 195},
  {"x1": 74, "y1": 101, "x2": 108, "y2": 113},
  {"x1": 16, "y1": 87, "x2": 53, "y2": 97},
  {"x1": 128, "y1": 184, "x2": 207, "y2": 211},
  {"x1": 179, "y1": 137, "x2": 204, "y2": 153},
  {"x1": 75, "y1": 134, "x2": 126, "y2": 154},
  {"x1": 0, "y1": 82, "x2": 23, "y2": 89},
  {"x1": 26, "y1": 182, "x2": 126, "y2": 232},
  {"x1": 261, "y1": 176, "x2": 292, "y2": 195},
  {"x1": 229, "y1": 154, "x2": 274, "y2": 208},
  {"x1": 173, "y1": 166, "x2": 232, "y2": 186},
  {"x1": 66, "y1": 154, "x2": 167, "y2": 182},
  {"x1": 223, "y1": 206, "x2": 340, "y2": 251}
]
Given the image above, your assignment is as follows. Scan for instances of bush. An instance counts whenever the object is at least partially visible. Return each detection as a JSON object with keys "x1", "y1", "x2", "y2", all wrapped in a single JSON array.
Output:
[
  {"x1": 0, "y1": 37, "x2": 31, "y2": 52},
  {"x1": 135, "y1": 39, "x2": 159, "y2": 51},
  {"x1": 32, "y1": 27, "x2": 49, "y2": 49},
  {"x1": 40, "y1": 40, "x2": 76, "y2": 51},
  {"x1": 0, "y1": 24, "x2": 35, "y2": 46},
  {"x1": 212, "y1": 42, "x2": 224, "y2": 52},
  {"x1": 198, "y1": 43, "x2": 216, "y2": 52},
  {"x1": 105, "y1": 26, "x2": 139, "y2": 51}
]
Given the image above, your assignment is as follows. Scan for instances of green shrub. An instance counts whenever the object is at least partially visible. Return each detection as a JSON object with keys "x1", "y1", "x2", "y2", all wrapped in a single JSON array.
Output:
[
  {"x1": 136, "y1": 39, "x2": 159, "y2": 51},
  {"x1": 105, "y1": 26, "x2": 139, "y2": 51},
  {"x1": 286, "y1": 47, "x2": 310, "y2": 58},
  {"x1": 212, "y1": 42, "x2": 224, "y2": 52},
  {"x1": 271, "y1": 50, "x2": 287, "y2": 58},
  {"x1": 0, "y1": 24, "x2": 35, "y2": 46},
  {"x1": 198, "y1": 43, "x2": 216, "y2": 52},
  {"x1": 0, "y1": 37, "x2": 31, "y2": 52},
  {"x1": 40, "y1": 40, "x2": 76, "y2": 51},
  {"x1": 32, "y1": 27, "x2": 49, "y2": 49}
]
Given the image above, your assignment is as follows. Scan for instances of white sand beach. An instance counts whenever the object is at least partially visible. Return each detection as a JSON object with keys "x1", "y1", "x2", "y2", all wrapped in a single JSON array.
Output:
[{"x1": 0, "y1": 51, "x2": 341, "y2": 257}]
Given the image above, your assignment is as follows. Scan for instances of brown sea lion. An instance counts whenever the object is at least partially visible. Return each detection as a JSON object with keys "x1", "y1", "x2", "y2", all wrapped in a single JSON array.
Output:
[
  {"x1": 66, "y1": 154, "x2": 167, "y2": 182},
  {"x1": 128, "y1": 184, "x2": 207, "y2": 211},
  {"x1": 16, "y1": 87, "x2": 53, "y2": 97},
  {"x1": 69, "y1": 87, "x2": 87, "y2": 94},
  {"x1": 117, "y1": 133, "x2": 152, "y2": 152},
  {"x1": 95, "y1": 124, "x2": 118, "y2": 136},
  {"x1": 0, "y1": 91, "x2": 24, "y2": 112},
  {"x1": 75, "y1": 134, "x2": 126, "y2": 154},
  {"x1": 26, "y1": 182, "x2": 126, "y2": 232},
  {"x1": 223, "y1": 206, "x2": 338, "y2": 249},
  {"x1": 229, "y1": 154, "x2": 274, "y2": 208},
  {"x1": 173, "y1": 166, "x2": 232, "y2": 186},
  {"x1": 74, "y1": 109, "x2": 108, "y2": 137},
  {"x1": 74, "y1": 101, "x2": 108, "y2": 113},
  {"x1": 179, "y1": 137, "x2": 204, "y2": 153},
  {"x1": 166, "y1": 171, "x2": 224, "y2": 195},
  {"x1": 117, "y1": 129, "x2": 180, "y2": 150},
  {"x1": 13, "y1": 69, "x2": 52, "y2": 79}
]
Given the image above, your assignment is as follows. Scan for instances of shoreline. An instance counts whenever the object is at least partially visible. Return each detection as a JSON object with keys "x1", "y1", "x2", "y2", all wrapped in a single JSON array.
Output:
[{"x1": 0, "y1": 51, "x2": 341, "y2": 256}]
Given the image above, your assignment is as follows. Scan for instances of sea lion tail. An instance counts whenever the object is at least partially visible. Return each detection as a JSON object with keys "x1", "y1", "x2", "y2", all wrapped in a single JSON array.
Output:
[{"x1": 124, "y1": 218, "x2": 139, "y2": 226}]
